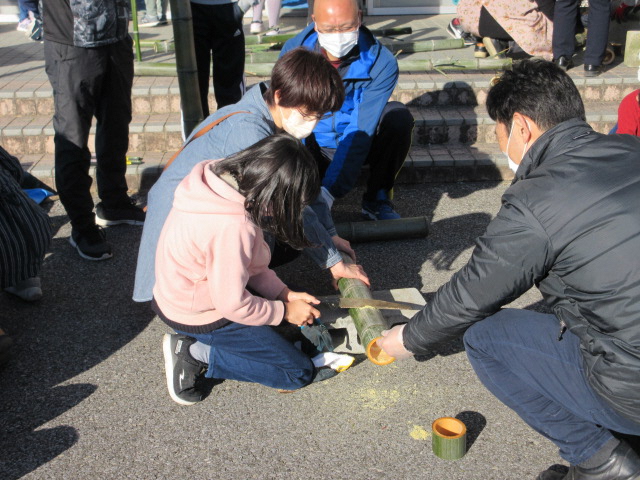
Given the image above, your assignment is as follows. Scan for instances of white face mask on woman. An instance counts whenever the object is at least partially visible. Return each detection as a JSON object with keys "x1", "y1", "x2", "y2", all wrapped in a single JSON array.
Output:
[
  {"x1": 317, "y1": 29, "x2": 359, "y2": 59},
  {"x1": 280, "y1": 108, "x2": 318, "y2": 139}
]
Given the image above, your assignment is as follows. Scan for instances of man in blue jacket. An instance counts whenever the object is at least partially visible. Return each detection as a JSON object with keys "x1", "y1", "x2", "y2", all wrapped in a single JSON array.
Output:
[{"x1": 280, "y1": 0, "x2": 414, "y2": 220}]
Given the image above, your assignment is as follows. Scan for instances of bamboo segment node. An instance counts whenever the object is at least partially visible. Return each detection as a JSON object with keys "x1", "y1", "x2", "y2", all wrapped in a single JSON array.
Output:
[{"x1": 432, "y1": 417, "x2": 467, "y2": 460}]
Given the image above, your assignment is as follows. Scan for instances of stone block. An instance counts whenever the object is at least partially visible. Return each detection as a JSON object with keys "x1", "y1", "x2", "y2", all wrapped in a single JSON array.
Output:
[{"x1": 623, "y1": 30, "x2": 640, "y2": 67}]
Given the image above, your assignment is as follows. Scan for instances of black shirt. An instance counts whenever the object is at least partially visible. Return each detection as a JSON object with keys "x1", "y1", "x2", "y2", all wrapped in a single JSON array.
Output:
[{"x1": 42, "y1": 0, "x2": 74, "y2": 45}]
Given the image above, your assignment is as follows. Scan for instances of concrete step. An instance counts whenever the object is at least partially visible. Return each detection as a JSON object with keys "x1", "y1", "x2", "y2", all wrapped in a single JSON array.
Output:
[
  {"x1": 1, "y1": 105, "x2": 619, "y2": 157},
  {"x1": 21, "y1": 142, "x2": 512, "y2": 195},
  {"x1": 410, "y1": 105, "x2": 619, "y2": 144},
  {"x1": 1, "y1": 73, "x2": 636, "y2": 119}
]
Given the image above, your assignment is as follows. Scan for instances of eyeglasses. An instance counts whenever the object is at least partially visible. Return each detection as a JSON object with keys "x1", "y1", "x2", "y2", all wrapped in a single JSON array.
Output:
[
  {"x1": 315, "y1": 23, "x2": 360, "y2": 34},
  {"x1": 296, "y1": 109, "x2": 333, "y2": 121}
]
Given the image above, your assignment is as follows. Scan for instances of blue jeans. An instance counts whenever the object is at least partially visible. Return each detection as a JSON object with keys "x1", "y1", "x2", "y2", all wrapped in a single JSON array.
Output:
[
  {"x1": 464, "y1": 309, "x2": 640, "y2": 464},
  {"x1": 177, "y1": 322, "x2": 314, "y2": 390}
]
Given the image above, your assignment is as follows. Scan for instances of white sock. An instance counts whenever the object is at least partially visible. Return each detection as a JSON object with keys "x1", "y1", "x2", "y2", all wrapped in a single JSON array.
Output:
[
  {"x1": 311, "y1": 352, "x2": 355, "y2": 372},
  {"x1": 189, "y1": 341, "x2": 210, "y2": 364}
]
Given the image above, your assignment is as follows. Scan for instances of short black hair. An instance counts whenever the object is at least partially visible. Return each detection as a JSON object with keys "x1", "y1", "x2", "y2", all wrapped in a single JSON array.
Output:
[
  {"x1": 486, "y1": 59, "x2": 585, "y2": 131},
  {"x1": 213, "y1": 133, "x2": 320, "y2": 250},
  {"x1": 264, "y1": 47, "x2": 345, "y2": 114}
]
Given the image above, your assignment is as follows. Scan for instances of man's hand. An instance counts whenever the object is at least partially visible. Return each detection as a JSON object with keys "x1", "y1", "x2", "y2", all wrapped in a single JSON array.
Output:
[
  {"x1": 329, "y1": 260, "x2": 370, "y2": 289},
  {"x1": 331, "y1": 235, "x2": 356, "y2": 262},
  {"x1": 376, "y1": 324, "x2": 413, "y2": 360}
]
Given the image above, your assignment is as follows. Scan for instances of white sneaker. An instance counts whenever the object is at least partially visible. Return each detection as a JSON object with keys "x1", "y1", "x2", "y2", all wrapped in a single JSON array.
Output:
[
  {"x1": 250, "y1": 21, "x2": 263, "y2": 34},
  {"x1": 264, "y1": 26, "x2": 280, "y2": 36},
  {"x1": 16, "y1": 18, "x2": 32, "y2": 32}
]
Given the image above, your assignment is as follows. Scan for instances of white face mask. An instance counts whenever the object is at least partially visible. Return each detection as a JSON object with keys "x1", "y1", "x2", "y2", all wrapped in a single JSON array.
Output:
[
  {"x1": 504, "y1": 119, "x2": 530, "y2": 174},
  {"x1": 280, "y1": 108, "x2": 318, "y2": 139},
  {"x1": 317, "y1": 29, "x2": 359, "y2": 59}
]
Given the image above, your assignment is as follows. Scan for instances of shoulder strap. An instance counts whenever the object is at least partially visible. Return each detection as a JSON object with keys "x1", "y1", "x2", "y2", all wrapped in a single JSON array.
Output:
[{"x1": 163, "y1": 111, "x2": 250, "y2": 171}]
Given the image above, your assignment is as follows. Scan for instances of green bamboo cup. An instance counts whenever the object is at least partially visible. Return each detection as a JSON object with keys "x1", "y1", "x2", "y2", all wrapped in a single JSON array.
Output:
[{"x1": 432, "y1": 417, "x2": 467, "y2": 460}]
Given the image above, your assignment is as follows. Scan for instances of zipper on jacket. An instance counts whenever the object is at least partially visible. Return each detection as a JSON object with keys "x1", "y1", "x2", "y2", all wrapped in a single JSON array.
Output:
[{"x1": 557, "y1": 320, "x2": 567, "y2": 341}]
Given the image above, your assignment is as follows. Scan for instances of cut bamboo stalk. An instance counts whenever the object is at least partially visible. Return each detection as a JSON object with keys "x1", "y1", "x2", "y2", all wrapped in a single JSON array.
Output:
[
  {"x1": 432, "y1": 417, "x2": 467, "y2": 460},
  {"x1": 337, "y1": 254, "x2": 394, "y2": 365},
  {"x1": 380, "y1": 38, "x2": 465, "y2": 53},
  {"x1": 131, "y1": 0, "x2": 142, "y2": 62},
  {"x1": 335, "y1": 216, "x2": 429, "y2": 243}
]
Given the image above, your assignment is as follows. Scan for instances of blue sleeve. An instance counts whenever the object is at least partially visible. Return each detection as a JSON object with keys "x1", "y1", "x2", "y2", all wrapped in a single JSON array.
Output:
[
  {"x1": 323, "y1": 52, "x2": 399, "y2": 198},
  {"x1": 302, "y1": 204, "x2": 342, "y2": 269}
]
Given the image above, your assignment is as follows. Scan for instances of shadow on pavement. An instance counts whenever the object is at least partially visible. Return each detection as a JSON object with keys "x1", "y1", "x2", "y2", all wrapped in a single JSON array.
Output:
[
  {"x1": 456, "y1": 410, "x2": 487, "y2": 452},
  {"x1": 0, "y1": 211, "x2": 154, "y2": 478}
]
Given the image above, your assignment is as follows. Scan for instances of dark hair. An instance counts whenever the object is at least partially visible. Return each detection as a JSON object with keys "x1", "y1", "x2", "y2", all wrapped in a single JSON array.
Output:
[
  {"x1": 264, "y1": 47, "x2": 345, "y2": 114},
  {"x1": 486, "y1": 59, "x2": 586, "y2": 131},
  {"x1": 213, "y1": 133, "x2": 320, "y2": 250}
]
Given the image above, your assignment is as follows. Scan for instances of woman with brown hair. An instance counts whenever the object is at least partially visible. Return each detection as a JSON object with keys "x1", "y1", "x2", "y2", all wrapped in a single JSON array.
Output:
[{"x1": 134, "y1": 47, "x2": 369, "y2": 305}]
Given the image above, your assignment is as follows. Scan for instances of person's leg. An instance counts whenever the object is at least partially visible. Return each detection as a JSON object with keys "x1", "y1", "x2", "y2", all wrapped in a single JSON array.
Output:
[
  {"x1": 44, "y1": 40, "x2": 102, "y2": 232},
  {"x1": 191, "y1": 2, "x2": 215, "y2": 117},
  {"x1": 145, "y1": 0, "x2": 158, "y2": 19},
  {"x1": 552, "y1": 0, "x2": 579, "y2": 60},
  {"x1": 210, "y1": 3, "x2": 246, "y2": 109},
  {"x1": 187, "y1": 322, "x2": 314, "y2": 390},
  {"x1": 94, "y1": 37, "x2": 134, "y2": 210},
  {"x1": 464, "y1": 309, "x2": 640, "y2": 465},
  {"x1": 582, "y1": 0, "x2": 609, "y2": 67},
  {"x1": 363, "y1": 102, "x2": 414, "y2": 201},
  {"x1": 18, "y1": 0, "x2": 28, "y2": 21},
  {"x1": 265, "y1": 0, "x2": 282, "y2": 30},
  {"x1": 251, "y1": 0, "x2": 265, "y2": 33}
]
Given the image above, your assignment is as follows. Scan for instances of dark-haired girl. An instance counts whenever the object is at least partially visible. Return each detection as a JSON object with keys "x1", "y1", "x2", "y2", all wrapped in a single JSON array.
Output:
[{"x1": 154, "y1": 135, "x2": 339, "y2": 405}]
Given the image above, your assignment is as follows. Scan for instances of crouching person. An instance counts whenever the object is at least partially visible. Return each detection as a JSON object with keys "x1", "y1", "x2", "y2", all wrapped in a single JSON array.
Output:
[
  {"x1": 154, "y1": 135, "x2": 344, "y2": 405},
  {"x1": 377, "y1": 60, "x2": 640, "y2": 479}
]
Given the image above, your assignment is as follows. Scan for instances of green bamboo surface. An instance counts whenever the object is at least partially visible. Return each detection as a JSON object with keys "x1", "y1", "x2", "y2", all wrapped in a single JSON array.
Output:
[
  {"x1": 432, "y1": 417, "x2": 467, "y2": 460},
  {"x1": 336, "y1": 254, "x2": 392, "y2": 364},
  {"x1": 335, "y1": 216, "x2": 429, "y2": 244}
]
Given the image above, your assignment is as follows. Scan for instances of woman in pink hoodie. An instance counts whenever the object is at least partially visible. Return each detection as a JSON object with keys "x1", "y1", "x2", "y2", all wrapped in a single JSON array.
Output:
[{"x1": 154, "y1": 134, "x2": 331, "y2": 405}]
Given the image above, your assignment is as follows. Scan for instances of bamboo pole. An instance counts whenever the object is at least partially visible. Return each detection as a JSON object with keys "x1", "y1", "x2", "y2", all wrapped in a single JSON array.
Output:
[
  {"x1": 337, "y1": 254, "x2": 394, "y2": 365},
  {"x1": 335, "y1": 217, "x2": 429, "y2": 244},
  {"x1": 380, "y1": 38, "x2": 465, "y2": 54},
  {"x1": 168, "y1": 0, "x2": 203, "y2": 137},
  {"x1": 131, "y1": 0, "x2": 142, "y2": 62},
  {"x1": 135, "y1": 56, "x2": 513, "y2": 76}
]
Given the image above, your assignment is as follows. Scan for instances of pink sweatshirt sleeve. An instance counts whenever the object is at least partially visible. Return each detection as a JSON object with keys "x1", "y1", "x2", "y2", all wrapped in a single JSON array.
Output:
[{"x1": 207, "y1": 223, "x2": 285, "y2": 326}]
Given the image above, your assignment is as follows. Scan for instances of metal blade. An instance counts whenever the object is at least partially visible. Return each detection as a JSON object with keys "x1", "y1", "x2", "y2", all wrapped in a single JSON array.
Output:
[{"x1": 338, "y1": 297, "x2": 422, "y2": 310}]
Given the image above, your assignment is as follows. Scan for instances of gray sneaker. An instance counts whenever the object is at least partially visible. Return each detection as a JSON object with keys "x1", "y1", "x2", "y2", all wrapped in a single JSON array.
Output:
[{"x1": 139, "y1": 15, "x2": 160, "y2": 27}]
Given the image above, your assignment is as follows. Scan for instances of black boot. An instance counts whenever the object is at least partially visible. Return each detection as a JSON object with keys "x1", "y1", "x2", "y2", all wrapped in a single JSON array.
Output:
[{"x1": 537, "y1": 441, "x2": 640, "y2": 480}]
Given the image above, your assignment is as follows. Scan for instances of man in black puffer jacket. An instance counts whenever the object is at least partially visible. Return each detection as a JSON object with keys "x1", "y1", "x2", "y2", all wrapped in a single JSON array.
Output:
[
  {"x1": 378, "y1": 59, "x2": 640, "y2": 480},
  {"x1": 42, "y1": 0, "x2": 145, "y2": 261}
]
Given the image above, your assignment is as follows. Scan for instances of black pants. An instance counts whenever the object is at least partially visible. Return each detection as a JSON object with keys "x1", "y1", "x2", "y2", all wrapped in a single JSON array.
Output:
[
  {"x1": 191, "y1": 2, "x2": 245, "y2": 117},
  {"x1": 307, "y1": 101, "x2": 414, "y2": 201},
  {"x1": 44, "y1": 37, "x2": 133, "y2": 231},
  {"x1": 553, "y1": 0, "x2": 609, "y2": 65}
]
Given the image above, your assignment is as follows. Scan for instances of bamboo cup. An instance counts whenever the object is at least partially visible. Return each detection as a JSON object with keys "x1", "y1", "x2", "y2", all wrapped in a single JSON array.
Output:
[{"x1": 432, "y1": 417, "x2": 467, "y2": 460}]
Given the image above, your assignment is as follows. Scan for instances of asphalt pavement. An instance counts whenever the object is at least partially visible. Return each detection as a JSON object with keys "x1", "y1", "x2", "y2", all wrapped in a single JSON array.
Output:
[{"x1": 1, "y1": 179, "x2": 588, "y2": 480}]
